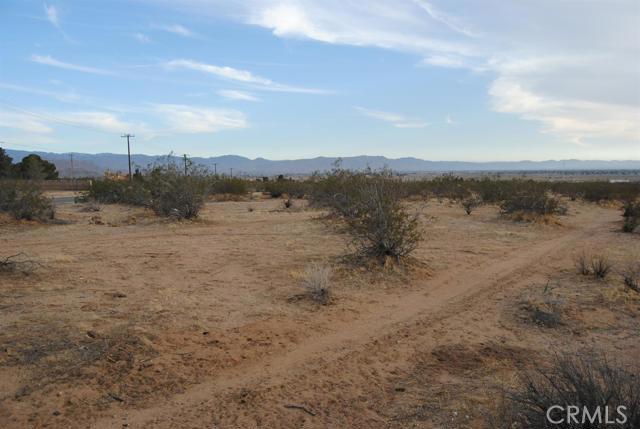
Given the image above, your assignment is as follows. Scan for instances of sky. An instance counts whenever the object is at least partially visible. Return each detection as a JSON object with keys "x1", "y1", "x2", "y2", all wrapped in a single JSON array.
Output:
[{"x1": 0, "y1": 0, "x2": 639, "y2": 161}]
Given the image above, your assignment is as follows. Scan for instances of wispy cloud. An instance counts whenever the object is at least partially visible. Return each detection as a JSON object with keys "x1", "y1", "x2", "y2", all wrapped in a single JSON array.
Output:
[
  {"x1": 30, "y1": 54, "x2": 114, "y2": 75},
  {"x1": 0, "y1": 110, "x2": 54, "y2": 134},
  {"x1": 412, "y1": 0, "x2": 477, "y2": 37},
  {"x1": 164, "y1": 0, "x2": 637, "y2": 148},
  {"x1": 133, "y1": 32, "x2": 151, "y2": 43},
  {"x1": 355, "y1": 106, "x2": 427, "y2": 128},
  {"x1": 164, "y1": 59, "x2": 327, "y2": 94},
  {"x1": 0, "y1": 82, "x2": 81, "y2": 103},
  {"x1": 159, "y1": 24, "x2": 196, "y2": 37},
  {"x1": 44, "y1": 3, "x2": 59, "y2": 28},
  {"x1": 153, "y1": 104, "x2": 249, "y2": 133},
  {"x1": 489, "y1": 78, "x2": 640, "y2": 145},
  {"x1": 420, "y1": 55, "x2": 467, "y2": 69},
  {"x1": 445, "y1": 115, "x2": 455, "y2": 125},
  {"x1": 218, "y1": 90, "x2": 260, "y2": 102}
]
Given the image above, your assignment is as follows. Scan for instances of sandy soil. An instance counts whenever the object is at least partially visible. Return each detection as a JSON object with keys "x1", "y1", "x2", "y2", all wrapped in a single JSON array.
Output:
[{"x1": 0, "y1": 197, "x2": 638, "y2": 428}]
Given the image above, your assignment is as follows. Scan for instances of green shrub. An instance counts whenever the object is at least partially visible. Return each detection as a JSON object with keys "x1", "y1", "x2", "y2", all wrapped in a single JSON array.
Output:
[
  {"x1": 210, "y1": 177, "x2": 248, "y2": 195},
  {"x1": 500, "y1": 188, "x2": 566, "y2": 217},
  {"x1": 82, "y1": 161, "x2": 210, "y2": 219},
  {"x1": 144, "y1": 166, "x2": 207, "y2": 219},
  {"x1": 0, "y1": 182, "x2": 54, "y2": 221},
  {"x1": 84, "y1": 179, "x2": 149, "y2": 205},
  {"x1": 622, "y1": 200, "x2": 639, "y2": 233},
  {"x1": 262, "y1": 179, "x2": 308, "y2": 198}
]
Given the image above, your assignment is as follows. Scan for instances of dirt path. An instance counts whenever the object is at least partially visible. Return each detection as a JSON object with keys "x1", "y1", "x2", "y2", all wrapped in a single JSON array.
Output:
[{"x1": 93, "y1": 207, "x2": 615, "y2": 428}]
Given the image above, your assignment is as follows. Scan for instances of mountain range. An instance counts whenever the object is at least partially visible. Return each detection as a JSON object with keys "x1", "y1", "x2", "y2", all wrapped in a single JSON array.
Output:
[{"x1": 4, "y1": 148, "x2": 640, "y2": 178}]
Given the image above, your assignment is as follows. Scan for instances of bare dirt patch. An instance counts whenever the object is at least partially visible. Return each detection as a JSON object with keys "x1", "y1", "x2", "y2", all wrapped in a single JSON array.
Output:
[{"x1": 1, "y1": 198, "x2": 637, "y2": 428}]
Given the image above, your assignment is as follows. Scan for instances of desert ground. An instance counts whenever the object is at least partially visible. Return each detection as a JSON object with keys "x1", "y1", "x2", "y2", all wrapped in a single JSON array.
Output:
[{"x1": 1, "y1": 194, "x2": 638, "y2": 428}]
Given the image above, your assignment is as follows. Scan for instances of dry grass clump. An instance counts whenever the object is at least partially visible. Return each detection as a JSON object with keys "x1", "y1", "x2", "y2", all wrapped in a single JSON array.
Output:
[
  {"x1": 591, "y1": 254, "x2": 612, "y2": 279},
  {"x1": 620, "y1": 258, "x2": 640, "y2": 293},
  {"x1": 575, "y1": 251, "x2": 591, "y2": 276},
  {"x1": 518, "y1": 282, "x2": 563, "y2": 328},
  {"x1": 575, "y1": 251, "x2": 613, "y2": 280},
  {"x1": 488, "y1": 352, "x2": 640, "y2": 429},
  {"x1": 300, "y1": 263, "x2": 332, "y2": 304}
]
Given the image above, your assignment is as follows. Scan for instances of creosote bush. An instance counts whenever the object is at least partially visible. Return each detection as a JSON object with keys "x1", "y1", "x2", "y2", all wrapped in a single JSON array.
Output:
[
  {"x1": 82, "y1": 159, "x2": 213, "y2": 219},
  {"x1": 0, "y1": 182, "x2": 54, "y2": 221},
  {"x1": 490, "y1": 352, "x2": 640, "y2": 429},
  {"x1": 500, "y1": 188, "x2": 566, "y2": 218},
  {"x1": 300, "y1": 263, "x2": 332, "y2": 304},
  {"x1": 145, "y1": 166, "x2": 207, "y2": 219},
  {"x1": 314, "y1": 168, "x2": 422, "y2": 262},
  {"x1": 210, "y1": 177, "x2": 248, "y2": 196}
]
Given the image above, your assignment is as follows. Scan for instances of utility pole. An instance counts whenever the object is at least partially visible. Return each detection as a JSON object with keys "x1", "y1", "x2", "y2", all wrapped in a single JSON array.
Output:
[
  {"x1": 229, "y1": 167, "x2": 233, "y2": 177},
  {"x1": 121, "y1": 134, "x2": 135, "y2": 181},
  {"x1": 213, "y1": 163, "x2": 217, "y2": 176},
  {"x1": 183, "y1": 154, "x2": 188, "y2": 176},
  {"x1": 69, "y1": 153, "x2": 75, "y2": 180}
]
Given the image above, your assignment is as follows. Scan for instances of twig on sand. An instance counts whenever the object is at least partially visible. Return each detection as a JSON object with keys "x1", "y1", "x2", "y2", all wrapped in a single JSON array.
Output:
[{"x1": 284, "y1": 404, "x2": 316, "y2": 416}]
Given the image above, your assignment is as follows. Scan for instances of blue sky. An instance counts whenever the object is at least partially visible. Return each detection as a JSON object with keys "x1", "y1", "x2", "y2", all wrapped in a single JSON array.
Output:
[{"x1": 1, "y1": 0, "x2": 639, "y2": 160}]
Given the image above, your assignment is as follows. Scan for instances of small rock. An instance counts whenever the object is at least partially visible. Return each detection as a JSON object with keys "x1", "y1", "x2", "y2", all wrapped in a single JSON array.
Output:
[
  {"x1": 86, "y1": 330, "x2": 98, "y2": 339},
  {"x1": 52, "y1": 410, "x2": 60, "y2": 416}
]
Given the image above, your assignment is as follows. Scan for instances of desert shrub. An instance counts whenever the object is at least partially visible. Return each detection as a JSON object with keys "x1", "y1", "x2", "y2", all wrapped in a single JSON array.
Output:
[
  {"x1": 307, "y1": 166, "x2": 369, "y2": 214},
  {"x1": 311, "y1": 168, "x2": 422, "y2": 261},
  {"x1": 0, "y1": 253, "x2": 39, "y2": 274},
  {"x1": 84, "y1": 178, "x2": 148, "y2": 205},
  {"x1": 146, "y1": 167, "x2": 207, "y2": 219},
  {"x1": 575, "y1": 251, "x2": 592, "y2": 276},
  {"x1": 343, "y1": 172, "x2": 421, "y2": 261},
  {"x1": 490, "y1": 352, "x2": 640, "y2": 429},
  {"x1": 283, "y1": 197, "x2": 293, "y2": 209},
  {"x1": 300, "y1": 263, "x2": 332, "y2": 304},
  {"x1": 461, "y1": 194, "x2": 482, "y2": 215},
  {"x1": 0, "y1": 182, "x2": 54, "y2": 221},
  {"x1": 500, "y1": 187, "x2": 566, "y2": 218},
  {"x1": 620, "y1": 259, "x2": 640, "y2": 293},
  {"x1": 590, "y1": 254, "x2": 612, "y2": 279},
  {"x1": 622, "y1": 200, "x2": 639, "y2": 233},
  {"x1": 263, "y1": 178, "x2": 308, "y2": 198},
  {"x1": 210, "y1": 177, "x2": 248, "y2": 195}
]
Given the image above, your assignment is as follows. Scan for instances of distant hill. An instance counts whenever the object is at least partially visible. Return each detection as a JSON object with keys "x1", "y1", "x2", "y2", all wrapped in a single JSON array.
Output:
[{"x1": 4, "y1": 149, "x2": 640, "y2": 177}]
